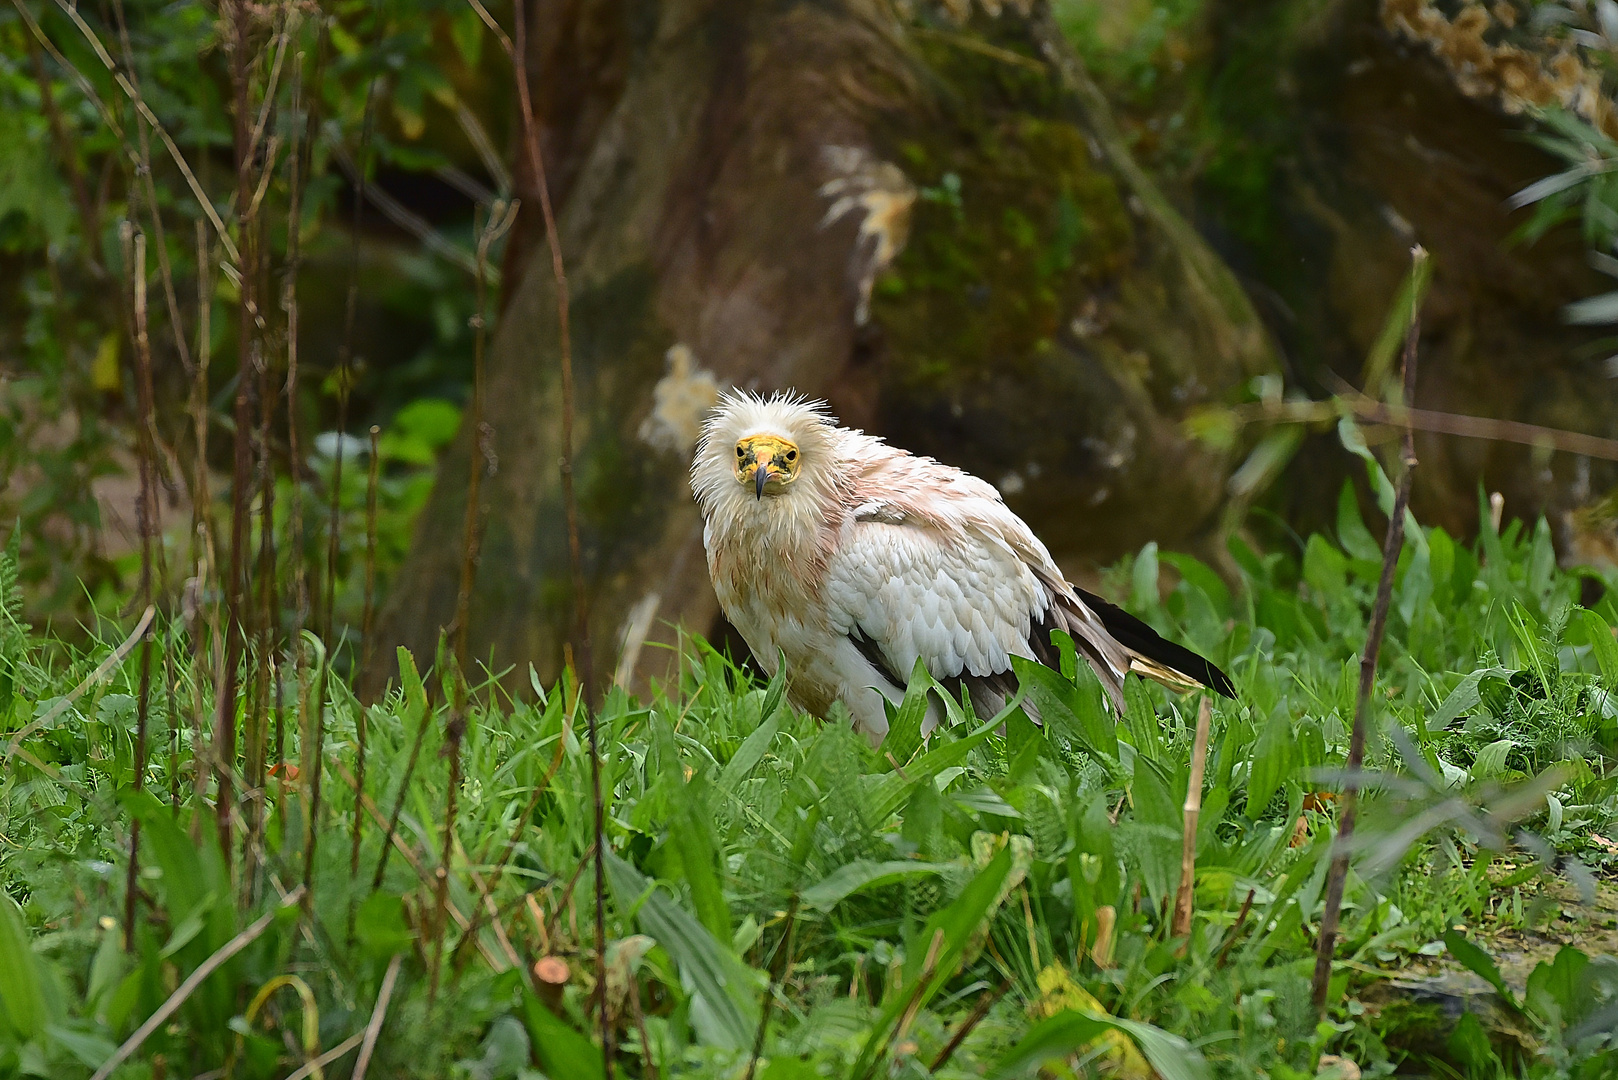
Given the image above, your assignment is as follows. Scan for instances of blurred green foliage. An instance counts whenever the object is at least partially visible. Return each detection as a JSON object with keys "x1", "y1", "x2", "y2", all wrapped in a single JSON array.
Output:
[{"x1": 0, "y1": 0, "x2": 508, "y2": 622}]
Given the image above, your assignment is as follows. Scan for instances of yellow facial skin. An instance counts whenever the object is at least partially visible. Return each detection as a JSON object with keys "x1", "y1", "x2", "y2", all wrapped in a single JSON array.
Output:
[{"x1": 734, "y1": 434, "x2": 801, "y2": 499}]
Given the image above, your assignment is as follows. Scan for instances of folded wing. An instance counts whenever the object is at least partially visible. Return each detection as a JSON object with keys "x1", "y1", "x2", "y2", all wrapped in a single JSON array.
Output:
[{"x1": 822, "y1": 441, "x2": 1233, "y2": 724}]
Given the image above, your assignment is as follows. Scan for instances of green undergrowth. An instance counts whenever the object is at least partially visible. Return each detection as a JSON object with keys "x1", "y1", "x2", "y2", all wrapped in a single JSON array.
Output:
[{"x1": 5, "y1": 496, "x2": 1618, "y2": 1077}]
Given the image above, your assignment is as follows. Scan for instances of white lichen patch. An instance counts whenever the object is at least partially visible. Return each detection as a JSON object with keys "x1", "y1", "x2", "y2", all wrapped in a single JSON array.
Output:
[
  {"x1": 638, "y1": 344, "x2": 721, "y2": 455},
  {"x1": 932, "y1": 0, "x2": 1033, "y2": 20},
  {"x1": 819, "y1": 146, "x2": 918, "y2": 325}
]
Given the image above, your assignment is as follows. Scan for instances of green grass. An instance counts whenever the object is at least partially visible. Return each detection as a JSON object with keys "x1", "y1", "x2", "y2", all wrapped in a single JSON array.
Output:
[{"x1": 5, "y1": 488, "x2": 1618, "y2": 1078}]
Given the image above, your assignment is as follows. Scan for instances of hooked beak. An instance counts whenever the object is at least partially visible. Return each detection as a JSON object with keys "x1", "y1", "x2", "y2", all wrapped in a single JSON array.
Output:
[
  {"x1": 736, "y1": 434, "x2": 796, "y2": 499},
  {"x1": 750, "y1": 448, "x2": 784, "y2": 500}
]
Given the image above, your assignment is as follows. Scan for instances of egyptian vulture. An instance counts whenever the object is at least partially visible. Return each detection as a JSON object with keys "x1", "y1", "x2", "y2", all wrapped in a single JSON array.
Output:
[{"x1": 691, "y1": 391, "x2": 1234, "y2": 741}]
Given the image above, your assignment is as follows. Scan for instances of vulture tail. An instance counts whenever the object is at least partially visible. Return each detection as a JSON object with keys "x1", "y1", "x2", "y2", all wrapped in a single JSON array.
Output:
[{"x1": 1074, "y1": 587, "x2": 1237, "y2": 698}]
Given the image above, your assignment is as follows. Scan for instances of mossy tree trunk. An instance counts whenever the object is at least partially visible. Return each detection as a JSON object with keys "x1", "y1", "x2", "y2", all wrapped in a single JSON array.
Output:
[
  {"x1": 366, "y1": 0, "x2": 1278, "y2": 697},
  {"x1": 1184, "y1": 0, "x2": 1618, "y2": 544}
]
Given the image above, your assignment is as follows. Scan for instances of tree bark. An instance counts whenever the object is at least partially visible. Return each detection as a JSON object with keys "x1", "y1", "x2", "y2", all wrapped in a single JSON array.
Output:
[
  {"x1": 367, "y1": 0, "x2": 1278, "y2": 697},
  {"x1": 1187, "y1": 0, "x2": 1618, "y2": 541}
]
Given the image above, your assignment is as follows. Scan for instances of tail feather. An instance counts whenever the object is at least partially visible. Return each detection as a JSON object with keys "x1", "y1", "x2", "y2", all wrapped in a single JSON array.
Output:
[{"x1": 1075, "y1": 587, "x2": 1237, "y2": 698}]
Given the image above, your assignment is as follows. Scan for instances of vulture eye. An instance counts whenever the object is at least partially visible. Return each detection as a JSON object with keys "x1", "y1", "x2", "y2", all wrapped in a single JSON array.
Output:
[
  {"x1": 735, "y1": 446, "x2": 746, "y2": 458},
  {"x1": 785, "y1": 449, "x2": 798, "y2": 462}
]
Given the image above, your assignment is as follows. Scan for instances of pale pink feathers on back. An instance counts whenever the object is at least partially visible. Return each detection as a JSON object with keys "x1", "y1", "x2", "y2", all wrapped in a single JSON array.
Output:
[{"x1": 691, "y1": 390, "x2": 1136, "y2": 742}]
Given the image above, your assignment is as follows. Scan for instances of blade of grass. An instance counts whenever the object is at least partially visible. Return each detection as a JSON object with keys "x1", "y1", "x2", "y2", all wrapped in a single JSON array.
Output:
[
  {"x1": 90, "y1": 885, "x2": 306, "y2": 1080},
  {"x1": 351, "y1": 952, "x2": 404, "y2": 1080}
]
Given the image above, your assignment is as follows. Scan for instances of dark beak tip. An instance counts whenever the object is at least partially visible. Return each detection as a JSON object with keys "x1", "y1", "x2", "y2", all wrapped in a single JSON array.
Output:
[{"x1": 755, "y1": 468, "x2": 767, "y2": 499}]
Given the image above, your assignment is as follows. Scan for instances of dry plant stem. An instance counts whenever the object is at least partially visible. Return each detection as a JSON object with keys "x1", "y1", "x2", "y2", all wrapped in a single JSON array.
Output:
[
  {"x1": 743, "y1": 894, "x2": 800, "y2": 1080},
  {"x1": 428, "y1": 671, "x2": 470, "y2": 1006},
  {"x1": 1216, "y1": 889, "x2": 1257, "y2": 970},
  {"x1": 1233, "y1": 394, "x2": 1618, "y2": 464},
  {"x1": 372, "y1": 693, "x2": 436, "y2": 890},
  {"x1": 191, "y1": 224, "x2": 216, "y2": 557},
  {"x1": 930, "y1": 977, "x2": 1013, "y2": 1074},
  {"x1": 509, "y1": 0, "x2": 592, "y2": 695},
  {"x1": 218, "y1": 0, "x2": 261, "y2": 873},
  {"x1": 1171, "y1": 696, "x2": 1213, "y2": 940},
  {"x1": 351, "y1": 952, "x2": 404, "y2": 1080},
  {"x1": 90, "y1": 885, "x2": 306, "y2": 1080},
  {"x1": 346, "y1": 425, "x2": 379, "y2": 935},
  {"x1": 6, "y1": 605, "x2": 155, "y2": 758},
  {"x1": 249, "y1": 214, "x2": 281, "y2": 896},
  {"x1": 285, "y1": 31, "x2": 325, "y2": 633},
  {"x1": 109, "y1": 0, "x2": 192, "y2": 377},
  {"x1": 23, "y1": 30, "x2": 100, "y2": 272},
  {"x1": 452, "y1": 204, "x2": 499, "y2": 668},
  {"x1": 449, "y1": 718, "x2": 570, "y2": 969},
  {"x1": 334, "y1": 759, "x2": 502, "y2": 967},
  {"x1": 43, "y1": 0, "x2": 240, "y2": 267},
  {"x1": 326, "y1": 79, "x2": 378, "y2": 646},
  {"x1": 1311, "y1": 251, "x2": 1425, "y2": 1012},
  {"x1": 541, "y1": 839, "x2": 598, "y2": 946},
  {"x1": 627, "y1": 967, "x2": 657, "y2": 1080},
  {"x1": 303, "y1": 648, "x2": 328, "y2": 910},
  {"x1": 361, "y1": 425, "x2": 381, "y2": 674},
  {"x1": 124, "y1": 231, "x2": 160, "y2": 950},
  {"x1": 887, "y1": 929, "x2": 946, "y2": 1065},
  {"x1": 283, "y1": 1031, "x2": 364, "y2": 1080}
]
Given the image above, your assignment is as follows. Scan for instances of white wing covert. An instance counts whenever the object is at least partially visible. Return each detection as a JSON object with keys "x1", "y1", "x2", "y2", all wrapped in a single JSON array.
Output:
[{"x1": 823, "y1": 504, "x2": 1051, "y2": 691}]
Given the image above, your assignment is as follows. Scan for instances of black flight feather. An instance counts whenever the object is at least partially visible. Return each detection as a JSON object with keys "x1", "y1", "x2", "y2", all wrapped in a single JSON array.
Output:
[{"x1": 1074, "y1": 587, "x2": 1236, "y2": 698}]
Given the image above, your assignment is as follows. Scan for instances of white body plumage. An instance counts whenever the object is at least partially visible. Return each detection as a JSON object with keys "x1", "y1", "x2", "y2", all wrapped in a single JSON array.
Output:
[{"x1": 691, "y1": 391, "x2": 1138, "y2": 742}]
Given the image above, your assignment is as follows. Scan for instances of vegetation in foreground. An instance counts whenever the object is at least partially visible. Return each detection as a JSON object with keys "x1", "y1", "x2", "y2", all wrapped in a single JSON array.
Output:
[{"x1": 6, "y1": 482, "x2": 1618, "y2": 1079}]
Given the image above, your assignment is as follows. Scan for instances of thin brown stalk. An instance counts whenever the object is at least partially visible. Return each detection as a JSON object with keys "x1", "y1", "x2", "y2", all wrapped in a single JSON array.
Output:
[
  {"x1": 626, "y1": 960, "x2": 657, "y2": 1080},
  {"x1": 361, "y1": 424, "x2": 380, "y2": 674},
  {"x1": 1311, "y1": 246, "x2": 1428, "y2": 1011},
  {"x1": 108, "y1": 0, "x2": 192, "y2": 377},
  {"x1": 284, "y1": 27, "x2": 325, "y2": 637},
  {"x1": 90, "y1": 885, "x2": 306, "y2": 1080},
  {"x1": 891, "y1": 929, "x2": 946, "y2": 1053},
  {"x1": 1215, "y1": 889, "x2": 1256, "y2": 970},
  {"x1": 351, "y1": 952, "x2": 404, "y2": 1080},
  {"x1": 428, "y1": 665, "x2": 470, "y2": 1005},
  {"x1": 541, "y1": 839, "x2": 598, "y2": 946},
  {"x1": 12, "y1": 0, "x2": 124, "y2": 146},
  {"x1": 248, "y1": 189, "x2": 280, "y2": 896},
  {"x1": 274, "y1": 53, "x2": 308, "y2": 849},
  {"x1": 334, "y1": 758, "x2": 501, "y2": 967},
  {"x1": 6, "y1": 605, "x2": 155, "y2": 758},
  {"x1": 23, "y1": 28, "x2": 101, "y2": 273},
  {"x1": 324, "y1": 78, "x2": 378, "y2": 648},
  {"x1": 450, "y1": 202, "x2": 512, "y2": 668},
  {"x1": 1171, "y1": 696, "x2": 1213, "y2": 941},
  {"x1": 1230, "y1": 393, "x2": 1618, "y2": 464},
  {"x1": 165, "y1": 642, "x2": 180, "y2": 808},
  {"x1": 124, "y1": 230, "x2": 160, "y2": 950},
  {"x1": 283, "y1": 1030, "x2": 364, "y2": 1080},
  {"x1": 190, "y1": 224, "x2": 220, "y2": 818},
  {"x1": 371, "y1": 689, "x2": 436, "y2": 890},
  {"x1": 191, "y1": 223, "x2": 216, "y2": 561},
  {"x1": 300, "y1": 637, "x2": 328, "y2": 909},
  {"x1": 743, "y1": 894, "x2": 800, "y2": 1080},
  {"x1": 929, "y1": 977, "x2": 1012, "y2": 1074},
  {"x1": 44, "y1": 0, "x2": 239, "y2": 267},
  {"x1": 448, "y1": 714, "x2": 571, "y2": 969},
  {"x1": 217, "y1": 0, "x2": 262, "y2": 872},
  {"x1": 349, "y1": 433, "x2": 377, "y2": 916}
]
